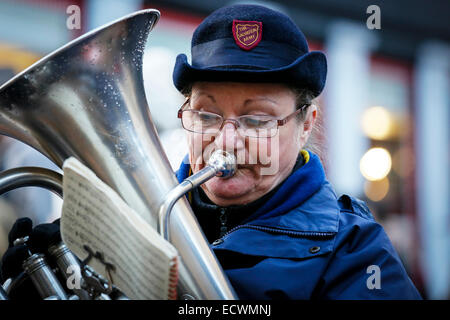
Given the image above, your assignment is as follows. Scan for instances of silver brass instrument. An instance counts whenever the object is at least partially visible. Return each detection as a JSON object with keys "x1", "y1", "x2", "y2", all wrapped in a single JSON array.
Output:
[{"x1": 0, "y1": 9, "x2": 237, "y2": 300}]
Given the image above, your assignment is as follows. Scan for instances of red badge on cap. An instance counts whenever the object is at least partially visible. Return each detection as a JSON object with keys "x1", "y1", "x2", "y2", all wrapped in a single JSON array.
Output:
[{"x1": 232, "y1": 20, "x2": 262, "y2": 50}]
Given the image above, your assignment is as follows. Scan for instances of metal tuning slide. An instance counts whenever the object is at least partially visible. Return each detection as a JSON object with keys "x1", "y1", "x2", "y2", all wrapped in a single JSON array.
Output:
[{"x1": 22, "y1": 253, "x2": 68, "y2": 300}]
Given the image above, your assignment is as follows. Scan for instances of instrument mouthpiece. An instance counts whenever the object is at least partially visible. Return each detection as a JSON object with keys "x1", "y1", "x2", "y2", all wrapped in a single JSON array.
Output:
[{"x1": 207, "y1": 150, "x2": 237, "y2": 178}]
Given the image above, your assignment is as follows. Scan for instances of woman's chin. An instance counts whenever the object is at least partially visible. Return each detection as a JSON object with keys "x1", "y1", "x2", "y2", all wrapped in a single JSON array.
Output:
[{"x1": 204, "y1": 169, "x2": 257, "y2": 204}]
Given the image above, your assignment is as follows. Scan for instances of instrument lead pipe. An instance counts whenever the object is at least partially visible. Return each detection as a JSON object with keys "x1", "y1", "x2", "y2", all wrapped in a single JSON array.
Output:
[
  {"x1": 158, "y1": 150, "x2": 236, "y2": 242},
  {"x1": 158, "y1": 167, "x2": 217, "y2": 241}
]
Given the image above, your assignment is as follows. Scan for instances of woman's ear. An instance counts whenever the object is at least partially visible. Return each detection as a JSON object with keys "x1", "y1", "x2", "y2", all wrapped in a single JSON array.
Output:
[{"x1": 300, "y1": 104, "x2": 317, "y2": 141}]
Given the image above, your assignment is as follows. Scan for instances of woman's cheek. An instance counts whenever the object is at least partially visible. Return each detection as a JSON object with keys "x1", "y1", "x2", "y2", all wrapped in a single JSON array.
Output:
[
  {"x1": 188, "y1": 133, "x2": 203, "y2": 171},
  {"x1": 254, "y1": 137, "x2": 271, "y2": 166},
  {"x1": 188, "y1": 133, "x2": 215, "y2": 171},
  {"x1": 279, "y1": 127, "x2": 301, "y2": 167}
]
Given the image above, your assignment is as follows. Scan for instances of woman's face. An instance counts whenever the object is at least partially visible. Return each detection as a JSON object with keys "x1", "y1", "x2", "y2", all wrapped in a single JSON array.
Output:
[{"x1": 186, "y1": 82, "x2": 315, "y2": 206}]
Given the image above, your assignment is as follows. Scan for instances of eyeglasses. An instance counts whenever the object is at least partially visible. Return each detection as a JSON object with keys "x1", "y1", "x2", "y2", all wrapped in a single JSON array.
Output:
[{"x1": 178, "y1": 99, "x2": 309, "y2": 138}]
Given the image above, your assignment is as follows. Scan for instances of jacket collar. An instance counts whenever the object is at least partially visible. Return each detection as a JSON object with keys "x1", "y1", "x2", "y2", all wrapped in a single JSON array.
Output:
[
  {"x1": 245, "y1": 181, "x2": 340, "y2": 234},
  {"x1": 213, "y1": 182, "x2": 340, "y2": 259}
]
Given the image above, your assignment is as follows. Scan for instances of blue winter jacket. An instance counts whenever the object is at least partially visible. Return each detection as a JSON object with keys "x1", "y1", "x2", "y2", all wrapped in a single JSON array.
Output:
[{"x1": 176, "y1": 151, "x2": 422, "y2": 300}]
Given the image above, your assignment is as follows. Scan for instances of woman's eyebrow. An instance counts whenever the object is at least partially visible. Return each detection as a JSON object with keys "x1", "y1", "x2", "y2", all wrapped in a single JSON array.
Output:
[
  {"x1": 194, "y1": 92, "x2": 216, "y2": 103},
  {"x1": 243, "y1": 97, "x2": 277, "y2": 106},
  {"x1": 242, "y1": 98, "x2": 278, "y2": 114}
]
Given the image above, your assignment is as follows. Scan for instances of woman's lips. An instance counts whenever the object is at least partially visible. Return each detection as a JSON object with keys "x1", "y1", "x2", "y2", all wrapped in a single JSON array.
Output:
[
  {"x1": 216, "y1": 164, "x2": 251, "y2": 180},
  {"x1": 237, "y1": 164, "x2": 253, "y2": 169}
]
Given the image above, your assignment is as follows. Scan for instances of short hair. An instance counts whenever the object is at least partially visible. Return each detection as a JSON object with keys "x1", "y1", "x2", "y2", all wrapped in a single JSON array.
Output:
[{"x1": 288, "y1": 86, "x2": 323, "y2": 158}]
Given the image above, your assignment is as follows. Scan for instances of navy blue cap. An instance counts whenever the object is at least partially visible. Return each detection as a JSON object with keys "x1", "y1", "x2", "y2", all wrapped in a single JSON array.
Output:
[{"x1": 172, "y1": 4, "x2": 327, "y2": 96}]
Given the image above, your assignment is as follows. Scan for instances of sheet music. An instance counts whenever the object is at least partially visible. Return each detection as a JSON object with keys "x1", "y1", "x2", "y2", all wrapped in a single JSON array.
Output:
[{"x1": 61, "y1": 157, "x2": 178, "y2": 300}]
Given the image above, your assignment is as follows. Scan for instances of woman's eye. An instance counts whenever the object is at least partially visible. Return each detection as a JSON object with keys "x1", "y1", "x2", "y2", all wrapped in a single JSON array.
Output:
[
  {"x1": 198, "y1": 112, "x2": 219, "y2": 123},
  {"x1": 243, "y1": 117, "x2": 271, "y2": 128}
]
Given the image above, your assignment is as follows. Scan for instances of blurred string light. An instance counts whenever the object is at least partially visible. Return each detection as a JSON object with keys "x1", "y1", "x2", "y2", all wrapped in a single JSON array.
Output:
[
  {"x1": 360, "y1": 147, "x2": 392, "y2": 181},
  {"x1": 364, "y1": 177, "x2": 390, "y2": 201},
  {"x1": 361, "y1": 106, "x2": 393, "y2": 140},
  {"x1": 392, "y1": 146, "x2": 414, "y2": 178}
]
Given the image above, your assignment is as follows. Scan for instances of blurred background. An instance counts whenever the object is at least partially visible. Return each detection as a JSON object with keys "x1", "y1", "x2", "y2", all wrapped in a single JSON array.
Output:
[{"x1": 0, "y1": 0, "x2": 448, "y2": 299}]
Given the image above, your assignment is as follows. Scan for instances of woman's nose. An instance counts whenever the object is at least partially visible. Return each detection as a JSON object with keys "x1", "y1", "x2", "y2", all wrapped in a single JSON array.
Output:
[{"x1": 215, "y1": 121, "x2": 244, "y2": 152}]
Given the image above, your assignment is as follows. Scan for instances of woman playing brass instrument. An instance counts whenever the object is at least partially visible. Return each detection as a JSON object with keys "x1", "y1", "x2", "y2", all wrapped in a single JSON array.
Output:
[
  {"x1": 0, "y1": 4, "x2": 422, "y2": 300},
  {"x1": 172, "y1": 4, "x2": 421, "y2": 299}
]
